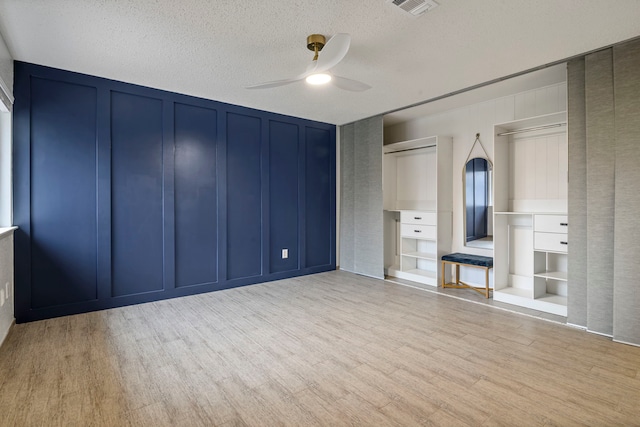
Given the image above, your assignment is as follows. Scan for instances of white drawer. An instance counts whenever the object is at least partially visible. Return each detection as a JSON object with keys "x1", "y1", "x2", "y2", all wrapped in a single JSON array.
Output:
[
  {"x1": 401, "y1": 224, "x2": 436, "y2": 239},
  {"x1": 534, "y1": 215, "x2": 568, "y2": 233},
  {"x1": 401, "y1": 211, "x2": 437, "y2": 226},
  {"x1": 535, "y1": 232, "x2": 568, "y2": 253}
]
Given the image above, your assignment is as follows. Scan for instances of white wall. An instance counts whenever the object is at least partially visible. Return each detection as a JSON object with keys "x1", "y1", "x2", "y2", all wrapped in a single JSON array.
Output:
[
  {"x1": 0, "y1": 30, "x2": 12, "y2": 226},
  {"x1": 0, "y1": 32, "x2": 11, "y2": 87},
  {"x1": 0, "y1": 111, "x2": 10, "y2": 226},
  {"x1": 0, "y1": 29, "x2": 12, "y2": 111},
  {"x1": 0, "y1": 232, "x2": 14, "y2": 346},
  {"x1": 384, "y1": 81, "x2": 567, "y2": 284},
  {"x1": 0, "y1": 31, "x2": 13, "y2": 344}
]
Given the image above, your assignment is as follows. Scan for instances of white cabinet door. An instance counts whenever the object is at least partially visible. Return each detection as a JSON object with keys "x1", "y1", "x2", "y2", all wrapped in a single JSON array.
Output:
[
  {"x1": 400, "y1": 224, "x2": 437, "y2": 239},
  {"x1": 534, "y1": 232, "x2": 568, "y2": 253},
  {"x1": 400, "y1": 211, "x2": 437, "y2": 225},
  {"x1": 534, "y1": 215, "x2": 568, "y2": 233}
]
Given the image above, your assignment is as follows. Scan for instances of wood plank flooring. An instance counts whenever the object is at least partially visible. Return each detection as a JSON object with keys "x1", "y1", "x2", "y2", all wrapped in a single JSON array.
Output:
[{"x1": 0, "y1": 270, "x2": 639, "y2": 426}]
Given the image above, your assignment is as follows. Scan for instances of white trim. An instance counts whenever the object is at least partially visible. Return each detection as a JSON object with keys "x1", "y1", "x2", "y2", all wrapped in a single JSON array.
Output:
[
  {"x1": 0, "y1": 74, "x2": 13, "y2": 112},
  {"x1": 384, "y1": 277, "x2": 568, "y2": 326},
  {"x1": 586, "y1": 328, "x2": 614, "y2": 338},
  {"x1": 566, "y1": 322, "x2": 587, "y2": 330},
  {"x1": 0, "y1": 319, "x2": 15, "y2": 350},
  {"x1": 339, "y1": 267, "x2": 383, "y2": 280},
  {"x1": 613, "y1": 339, "x2": 640, "y2": 348},
  {"x1": 0, "y1": 226, "x2": 17, "y2": 240}
]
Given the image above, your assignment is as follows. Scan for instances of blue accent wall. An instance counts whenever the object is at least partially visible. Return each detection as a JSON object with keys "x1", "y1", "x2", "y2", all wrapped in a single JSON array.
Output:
[
  {"x1": 13, "y1": 62, "x2": 336, "y2": 323},
  {"x1": 269, "y1": 120, "x2": 300, "y2": 273},
  {"x1": 29, "y1": 78, "x2": 98, "y2": 308},
  {"x1": 111, "y1": 91, "x2": 165, "y2": 297},
  {"x1": 174, "y1": 103, "x2": 219, "y2": 288},
  {"x1": 305, "y1": 127, "x2": 334, "y2": 268},
  {"x1": 226, "y1": 113, "x2": 263, "y2": 281}
]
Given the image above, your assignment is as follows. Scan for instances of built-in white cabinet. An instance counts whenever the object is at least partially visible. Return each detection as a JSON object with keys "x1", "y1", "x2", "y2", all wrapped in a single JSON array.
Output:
[
  {"x1": 395, "y1": 210, "x2": 439, "y2": 284},
  {"x1": 533, "y1": 214, "x2": 568, "y2": 308},
  {"x1": 383, "y1": 136, "x2": 452, "y2": 287},
  {"x1": 493, "y1": 112, "x2": 568, "y2": 316},
  {"x1": 493, "y1": 212, "x2": 568, "y2": 315}
]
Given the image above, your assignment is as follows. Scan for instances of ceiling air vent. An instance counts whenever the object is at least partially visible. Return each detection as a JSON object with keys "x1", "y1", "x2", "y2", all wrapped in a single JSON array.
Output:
[{"x1": 388, "y1": 0, "x2": 439, "y2": 17}]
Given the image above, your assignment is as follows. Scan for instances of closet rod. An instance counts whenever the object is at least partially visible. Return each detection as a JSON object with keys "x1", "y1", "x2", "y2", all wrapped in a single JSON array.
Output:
[
  {"x1": 496, "y1": 122, "x2": 566, "y2": 136},
  {"x1": 384, "y1": 144, "x2": 436, "y2": 155}
]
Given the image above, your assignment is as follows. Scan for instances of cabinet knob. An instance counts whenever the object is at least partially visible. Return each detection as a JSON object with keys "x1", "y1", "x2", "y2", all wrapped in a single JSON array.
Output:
[
  {"x1": 560, "y1": 222, "x2": 568, "y2": 226},
  {"x1": 560, "y1": 241, "x2": 568, "y2": 245},
  {"x1": 414, "y1": 230, "x2": 421, "y2": 233},
  {"x1": 414, "y1": 217, "x2": 422, "y2": 220}
]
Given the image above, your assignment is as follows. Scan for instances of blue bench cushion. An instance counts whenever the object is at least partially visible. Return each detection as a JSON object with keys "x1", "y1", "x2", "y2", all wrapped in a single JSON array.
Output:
[{"x1": 441, "y1": 253, "x2": 493, "y2": 268}]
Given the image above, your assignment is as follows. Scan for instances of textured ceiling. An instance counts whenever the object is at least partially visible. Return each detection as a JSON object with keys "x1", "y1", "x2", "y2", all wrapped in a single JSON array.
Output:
[{"x1": 0, "y1": 0, "x2": 639, "y2": 125}]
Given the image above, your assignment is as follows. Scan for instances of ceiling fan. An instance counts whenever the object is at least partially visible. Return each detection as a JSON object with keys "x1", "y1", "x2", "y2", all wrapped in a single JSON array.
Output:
[{"x1": 246, "y1": 33, "x2": 371, "y2": 92}]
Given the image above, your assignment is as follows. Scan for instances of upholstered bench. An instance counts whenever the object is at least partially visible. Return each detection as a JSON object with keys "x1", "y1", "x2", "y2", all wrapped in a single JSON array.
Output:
[{"x1": 441, "y1": 253, "x2": 494, "y2": 298}]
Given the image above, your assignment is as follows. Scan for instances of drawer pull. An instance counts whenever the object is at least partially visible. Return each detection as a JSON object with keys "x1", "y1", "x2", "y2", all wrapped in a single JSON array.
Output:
[
  {"x1": 560, "y1": 241, "x2": 568, "y2": 245},
  {"x1": 414, "y1": 229, "x2": 422, "y2": 233},
  {"x1": 560, "y1": 222, "x2": 568, "y2": 226},
  {"x1": 414, "y1": 216, "x2": 422, "y2": 220}
]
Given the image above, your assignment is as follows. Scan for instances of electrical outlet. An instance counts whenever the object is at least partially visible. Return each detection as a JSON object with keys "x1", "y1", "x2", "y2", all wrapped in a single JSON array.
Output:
[
  {"x1": 282, "y1": 249, "x2": 288, "y2": 259},
  {"x1": 0, "y1": 289, "x2": 4, "y2": 307},
  {"x1": 5, "y1": 282, "x2": 9, "y2": 299}
]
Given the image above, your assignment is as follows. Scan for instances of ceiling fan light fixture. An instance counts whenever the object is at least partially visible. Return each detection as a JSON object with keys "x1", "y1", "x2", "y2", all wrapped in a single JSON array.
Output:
[
  {"x1": 247, "y1": 33, "x2": 369, "y2": 91},
  {"x1": 306, "y1": 73, "x2": 332, "y2": 85}
]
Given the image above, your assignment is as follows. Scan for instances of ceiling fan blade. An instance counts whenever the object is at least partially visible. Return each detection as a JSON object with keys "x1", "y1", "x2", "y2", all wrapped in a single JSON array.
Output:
[
  {"x1": 246, "y1": 60, "x2": 317, "y2": 89},
  {"x1": 315, "y1": 33, "x2": 351, "y2": 73},
  {"x1": 245, "y1": 78, "x2": 300, "y2": 89},
  {"x1": 331, "y1": 75, "x2": 371, "y2": 92}
]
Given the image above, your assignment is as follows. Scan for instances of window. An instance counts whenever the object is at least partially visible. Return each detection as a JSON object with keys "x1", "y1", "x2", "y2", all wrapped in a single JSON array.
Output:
[{"x1": 0, "y1": 110, "x2": 10, "y2": 226}]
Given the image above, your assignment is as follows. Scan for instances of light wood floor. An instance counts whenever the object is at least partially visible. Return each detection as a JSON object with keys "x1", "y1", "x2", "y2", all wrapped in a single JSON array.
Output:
[
  {"x1": 1, "y1": 270, "x2": 639, "y2": 426},
  {"x1": 386, "y1": 277, "x2": 569, "y2": 324}
]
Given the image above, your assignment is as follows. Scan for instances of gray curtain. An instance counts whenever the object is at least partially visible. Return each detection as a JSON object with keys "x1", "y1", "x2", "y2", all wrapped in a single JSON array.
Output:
[
  {"x1": 612, "y1": 40, "x2": 640, "y2": 346},
  {"x1": 339, "y1": 116, "x2": 384, "y2": 278},
  {"x1": 567, "y1": 58, "x2": 588, "y2": 328},
  {"x1": 568, "y1": 38, "x2": 640, "y2": 346}
]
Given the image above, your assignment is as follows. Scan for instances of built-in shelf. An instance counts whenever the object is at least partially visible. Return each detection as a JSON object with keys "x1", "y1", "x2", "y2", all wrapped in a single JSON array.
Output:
[
  {"x1": 493, "y1": 113, "x2": 568, "y2": 317},
  {"x1": 536, "y1": 293, "x2": 568, "y2": 306},
  {"x1": 383, "y1": 136, "x2": 452, "y2": 287},
  {"x1": 533, "y1": 270, "x2": 567, "y2": 281},
  {"x1": 404, "y1": 269, "x2": 437, "y2": 279},
  {"x1": 495, "y1": 211, "x2": 567, "y2": 215},
  {"x1": 383, "y1": 136, "x2": 438, "y2": 154},
  {"x1": 493, "y1": 286, "x2": 531, "y2": 299},
  {"x1": 494, "y1": 111, "x2": 567, "y2": 135},
  {"x1": 402, "y1": 251, "x2": 438, "y2": 260}
]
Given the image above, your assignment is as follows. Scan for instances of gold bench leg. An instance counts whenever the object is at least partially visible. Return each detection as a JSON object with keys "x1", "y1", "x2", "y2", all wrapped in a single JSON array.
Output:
[
  {"x1": 485, "y1": 267, "x2": 490, "y2": 298},
  {"x1": 441, "y1": 260, "x2": 492, "y2": 298}
]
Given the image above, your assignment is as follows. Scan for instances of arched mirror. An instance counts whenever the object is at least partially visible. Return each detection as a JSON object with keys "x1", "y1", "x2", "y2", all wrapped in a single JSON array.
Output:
[{"x1": 464, "y1": 157, "x2": 493, "y2": 249}]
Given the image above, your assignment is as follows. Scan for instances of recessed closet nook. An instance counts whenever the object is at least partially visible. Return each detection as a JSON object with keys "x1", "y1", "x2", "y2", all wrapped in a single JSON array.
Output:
[
  {"x1": 342, "y1": 37, "x2": 640, "y2": 348},
  {"x1": 383, "y1": 88, "x2": 569, "y2": 317},
  {"x1": 341, "y1": 63, "x2": 569, "y2": 315}
]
